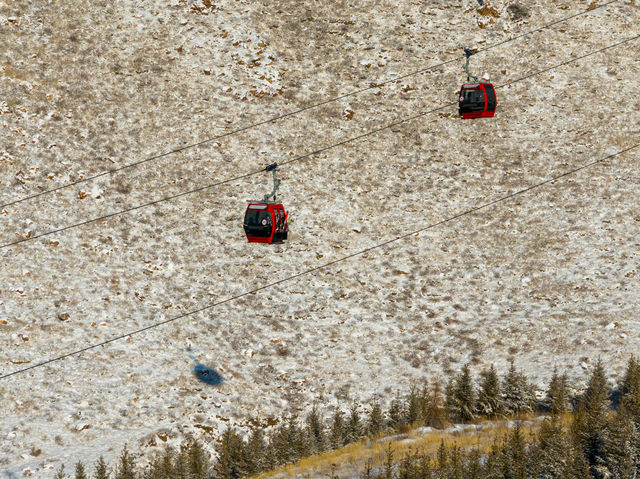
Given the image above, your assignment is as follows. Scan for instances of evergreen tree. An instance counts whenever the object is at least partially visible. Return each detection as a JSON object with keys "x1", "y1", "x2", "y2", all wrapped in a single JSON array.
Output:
[
  {"x1": 547, "y1": 367, "x2": 570, "y2": 416},
  {"x1": 94, "y1": 456, "x2": 110, "y2": 479},
  {"x1": 424, "y1": 381, "x2": 447, "y2": 428},
  {"x1": 397, "y1": 450, "x2": 419, "y2": 479},
  {"x1": 305, "y1": 406, "x2": 326, "y2": 453},
  {"x1": 346, "y1": 403, "x2": 363, "y2": 444},
  {"x1": 115, "y1": 445, "x2": 136, "y2": 479},
  {"x1": 261, "y1": 439, "x2": 277, "y2": 473},
  {"x1": 464, "y1": 448, "x2": 482, "y2": 479},
  {"x1": 482, "y1": 439, "x2": 506, "y2": 479},
  {"x1": 445, "y1": 364, "x2": 475, "y2": 423},
  {"x1": 243, "y1": 428, "x2": 266, "y2": 475},
  {"x1": 435, "y1": 440, "x2": 448, "y2": 478},
  {"x1": 367, "y1": 402, "x2": 384, "y2": 438},
  {"x1": 406, "y1": 386, "x2": 421, "y2": 426},
  {"x1": 475, "y1": 364, "x2": 502, "y2": 418},
  {"x1": 75, "y1": 462, "x2": 87, "y2": 479},
  {"x1": 620, "y1": 356, "x2": 640, "y2": 426},
  {"x1": 597, "y1": 411, "x2": 640, "y2": 479},
  {"x1": 148, "y1": 448, "x2": 174, "y2": 479},
  {"x1": 54, "y1": 464, "x2": 68, "y2": 479},
  {"x1": 187, "y1": 440, "x2": 209, "y2": 479},
  {"x1": 285, "y1": 415, "x2": 309, "y2": 461},
  {"x1": 501, "y1": 361, "x2": 535, "y2": 415},
  {"x1": 457, "y1": 364, "x2": 475, "y2": 422},
  {"x1": 444, "y1": 376, "x2": 457, "y2": 424},
  {"x1": 361, "y1": 458, "x2": 374, "y2": 479},
  {"x1": 213, "y1": 427, "x2": 245, "y2": 479},
  {"x1": 387, "y1": 394, "x2": 404, "y2": 430},
  {"x1": 329, "y1": 410, "x2": 346, "y2": 449},
  {"x1": 173, "y1": 445, "x2": 190, "y2": 479},
  {"x1": 534, "y1": 417, "x2": 569, "y2": 479},
  {"x1": 507, "y1": 423, "x2": 527, "y2": 479},
  {"x1": 382, "y1": 443, "x2": 394, "y2": 479},
  {"x1": 574, "y1": 359, "x2": 610, "y2": 477},
  {"x1": 417, "y1": 453, "x2": 432, "y2": 479},
  {"x1": 562, "y1": 437, "x2": 593, "y2": 479},
  {"x1": 269, "y1": 420, "x2": 292, "y2": 466}
]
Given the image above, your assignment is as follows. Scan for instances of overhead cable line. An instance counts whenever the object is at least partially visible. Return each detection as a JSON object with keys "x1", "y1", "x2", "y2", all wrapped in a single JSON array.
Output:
[
  {"x1": 2, "y1": 33, "x2": 638, "y2": 251},
  {"x1": 1, "y1": 142, "x2": 637, "y2": 381},
  {"x1": 0, "y1": 0, "x2": 619, "y2": 211}
]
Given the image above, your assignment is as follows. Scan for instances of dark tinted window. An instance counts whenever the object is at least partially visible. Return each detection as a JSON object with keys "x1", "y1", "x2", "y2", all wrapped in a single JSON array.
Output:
[
  {"x1": 484, "y1": 84, "x2": 496, "y2": 111},
  {"x1": 244, "y1": 209, "x2": 272, "y2": 237},
  {"x1": 459, "y1": 89, "x2": 486, "y2": 113}
]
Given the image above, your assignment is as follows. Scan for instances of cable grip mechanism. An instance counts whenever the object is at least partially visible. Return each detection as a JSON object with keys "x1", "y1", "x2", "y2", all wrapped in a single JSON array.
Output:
[
  {"x1": 263, "y1": 163, "x2": 280, "y2": 202},
  {"x1": 464, "y1": 47, "x2": 479, "y2": 82}
]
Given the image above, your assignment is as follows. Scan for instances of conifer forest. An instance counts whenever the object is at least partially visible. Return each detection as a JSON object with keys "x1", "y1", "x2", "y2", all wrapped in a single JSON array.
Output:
[{"x1": 1, "y1": 0, "x2": 639, "y2": 477}]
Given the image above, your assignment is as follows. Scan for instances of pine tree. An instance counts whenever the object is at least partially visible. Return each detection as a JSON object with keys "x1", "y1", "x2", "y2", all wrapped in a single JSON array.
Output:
[
  {"x1": 445, "y1": 364, "x2": 475, "y2": 423},
  {"x1": 406, "y1": 386, "x2": 421, "y2": 426},
  {"x1": 345, "y1": 403, "x2": 363, "y2": 444},
  {"x1": 367, "y1": 402, "x2": 384, "y2": 438},
  {"x1": 482, "y1": 439, "x2": 506, "y2": 479},
  {"x1": 547, "y1": 367, "x2": 570, "y2": 416},
  {"x1": 387, "y1": 394, "x2": 404, "y2": 429},
  {"x1": 574, "y1": 359, "x2": 610, "y2": 476},
  {"x1": 187, "y1": 440, "x2": 209, "y2": 479},
  {"x1": 75, "y1": 462, "x2": 87, "y2": 479},
  {"x1": 329, "y1": 410, "x2": 345, "y2": 449},
  {"x1": 435, "y1": 440, "x2": 448, "y2": 478},
  {"x1": 94, "y1": 456, "x2": 110, "y2": 479},
  {"x1": 446, "y1": 444, "x2": 463, "y2": 479},
  {"x1": 424, "y1": 380, "x2": 447, "y2": 428},
  {"x1": 397, "y1": 450, "x2": 419, "y2": 479},
  {"x1": 620, "y1": 356, "x2": 640, "y2": 426},
  {"x1": 269, "y1": 420, "x2": 292, "y2": 466},
  {"x1": 173, "y1": 445, "x2": 190, "y2": 479},
  {"x1": 475, "y1": 364, "x2": 502, "y2": 418},
  {"x1": 54, "y1": 464, "x2": 68, "y2": 479},
  {"x1": 464, "y1": 448, "x2": 482, "y2": 479},
  {"x1": 597, "y1": 411, "x2": 640, "y2": 479},
  {"x1": 501, "y1": 361, "x2": 535, "y2": 416},
  {"x1": 361, "y1": 458, "x2": 374, "y2": 479},
  {"x1": 148, "y1": 448, "x2": 174, "y2": 479},
  {"x1": 115, "y1": 445, "x2": 137, "y2": 479},
  {"x1": 243, "y1": 428, "x2": 266, "y2": 475},
  {"x1": 290, "y1": 414, "x2": 311, "y2": 460},
  {"x1": 534, "y1": 417, "x2": 568, "y2": 479},
  {"x1": 444, "y1": 376, "x2": 457, "y2": 424},
  {"x1": 383, "y1": 442, "x2": 394, "y2": 479},
  {"x1": 562, "y1": 434, "x2": 593, "y2": 479},
  {"x1": 417, "y1": 453, "x2": 432, "y2": 479},
  {"x1": 507, "y1": 423, "x2": 527, "y2": 479},
  {"x1": 213, "y1": 427, "x2": 245, "y2": 479},
  {"x1": 305, "y1": 406, "x2": 326, "y2": 453}
]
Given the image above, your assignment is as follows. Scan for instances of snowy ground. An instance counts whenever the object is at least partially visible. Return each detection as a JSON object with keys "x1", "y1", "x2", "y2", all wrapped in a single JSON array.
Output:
[{"x1": 1, "y1": 0, "x2": 639, "y2": 476}]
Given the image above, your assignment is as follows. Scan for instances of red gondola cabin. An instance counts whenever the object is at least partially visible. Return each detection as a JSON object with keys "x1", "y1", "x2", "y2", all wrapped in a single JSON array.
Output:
[
  {"x1": 244, "y1": 203, "x2": 288, "y2": 244},
  {"x1": 458, "y1": 83, "x2": 497, "y2": 119}
]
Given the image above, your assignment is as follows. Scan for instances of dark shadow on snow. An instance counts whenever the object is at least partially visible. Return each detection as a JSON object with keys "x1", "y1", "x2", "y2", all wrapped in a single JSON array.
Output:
[
  {"x1": 193, "y1": 363, "x2": 223, "y2": 386},
  {"x1": 187, "y1": 347, "x2": 223, "y2": 386}
]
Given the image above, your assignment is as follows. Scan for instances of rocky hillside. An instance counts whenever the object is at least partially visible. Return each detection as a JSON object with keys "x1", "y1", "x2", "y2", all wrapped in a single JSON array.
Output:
[{"x1": 1, "y1": 0, "x2": 639, "y2": 476}]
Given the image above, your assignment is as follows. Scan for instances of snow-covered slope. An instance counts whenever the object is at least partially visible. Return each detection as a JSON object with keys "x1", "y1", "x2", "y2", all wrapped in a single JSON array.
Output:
[{"x1": 1, "y1": 0, "x2": 639, "y2": 475}]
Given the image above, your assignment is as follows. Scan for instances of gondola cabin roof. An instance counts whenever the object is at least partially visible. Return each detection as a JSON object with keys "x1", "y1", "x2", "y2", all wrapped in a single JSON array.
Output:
[{"x1": 458, "y1": 82, "x2": 497, "y2": 119}]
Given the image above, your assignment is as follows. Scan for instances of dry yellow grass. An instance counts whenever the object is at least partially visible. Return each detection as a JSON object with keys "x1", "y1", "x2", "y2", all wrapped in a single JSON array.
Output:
[{"x1": 255, "y1": 414, "x2": 559, "y2": 479}]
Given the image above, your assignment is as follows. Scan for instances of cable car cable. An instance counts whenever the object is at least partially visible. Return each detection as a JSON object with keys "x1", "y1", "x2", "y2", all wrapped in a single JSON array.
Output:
[
  {"x1": 0, "y1": 0, "x2": 619, "y2": 211},
  {"x1": 2, "y1": 33, "x2": 637, "y2": 251},
  {"x1": 1, "y1": 142, "x2": 636, "y2": 381}
]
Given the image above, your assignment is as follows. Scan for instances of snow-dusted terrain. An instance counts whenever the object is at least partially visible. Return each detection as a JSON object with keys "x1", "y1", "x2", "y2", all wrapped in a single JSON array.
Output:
[{"x1": 1, "y1": 0, "x2": 639, "y2": 476}]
